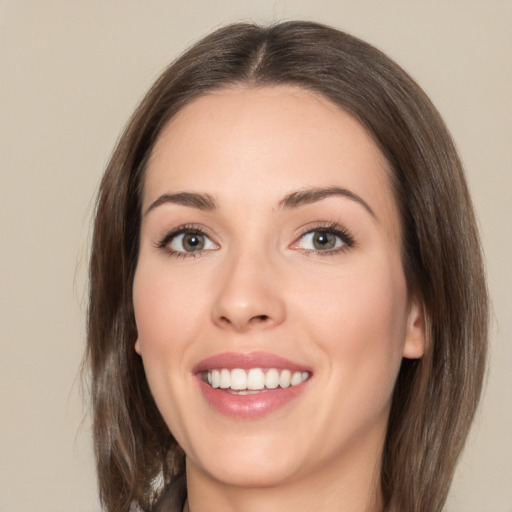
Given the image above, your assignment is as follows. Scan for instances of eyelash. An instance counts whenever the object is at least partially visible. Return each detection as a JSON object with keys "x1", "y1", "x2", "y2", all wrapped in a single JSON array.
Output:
[
  {"x1": 155, "y1": 222, "x2": 356, "y2": 259},
  {"x1": 293, "y1": 222, "x2": 356, "y2": 256},
  {"x1": 155, "y1": 224, "x2": 216, "y2": 259}
]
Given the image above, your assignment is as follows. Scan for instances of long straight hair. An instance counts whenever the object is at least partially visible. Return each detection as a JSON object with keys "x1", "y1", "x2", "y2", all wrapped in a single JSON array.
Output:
[{"x1": 86, "y1": 21, "x2": 488, "y2": 512}]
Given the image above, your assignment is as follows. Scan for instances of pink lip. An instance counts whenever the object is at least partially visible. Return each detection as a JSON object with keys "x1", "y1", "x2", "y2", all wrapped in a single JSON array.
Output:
[
  {"x1": 193, "y1": 352, "x2": 312, "y2": 419},
  {"x1": 193, "y1": 352, "x2": 311, "y2": 373}
]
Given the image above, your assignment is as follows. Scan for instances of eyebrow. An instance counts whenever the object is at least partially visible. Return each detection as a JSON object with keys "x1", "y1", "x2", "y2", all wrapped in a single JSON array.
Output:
[
  {"x1": 144, "y1": 192, "x2": 217, "y2": 216},
  {"x1": 279, "y1": 186, "x2": 376, "y2": 218},
  {"x1": 143, "y1": 186, "x2": 375, "y2": 218}
]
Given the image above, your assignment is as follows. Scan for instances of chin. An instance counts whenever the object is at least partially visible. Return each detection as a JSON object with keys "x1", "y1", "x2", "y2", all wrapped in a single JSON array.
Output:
[
  {"x1": 197, "y1": 458, "x2": 303, "y2": 489},
  {"x1": 187, "y1": 436, "x2": 308, "y2": 489}
]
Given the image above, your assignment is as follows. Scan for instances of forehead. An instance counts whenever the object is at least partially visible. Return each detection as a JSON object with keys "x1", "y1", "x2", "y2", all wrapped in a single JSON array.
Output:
[{"x1": 144, "y1": 85, "x2": 397, "y2": 227}]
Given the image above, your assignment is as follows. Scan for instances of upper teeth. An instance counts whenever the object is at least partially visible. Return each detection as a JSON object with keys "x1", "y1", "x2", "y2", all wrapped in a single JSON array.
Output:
[{"x1": 207, "y1": 368, "x2": 309, "y2": 391}]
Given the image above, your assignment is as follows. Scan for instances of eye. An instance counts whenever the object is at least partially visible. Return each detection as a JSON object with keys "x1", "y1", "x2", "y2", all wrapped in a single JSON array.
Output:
[
  {"x1": 292, "y1": 225, "x2": 354, "y2": 254},
  {"x1": 299, "y1": 230, "x2": 343, "y2": 251},
  {"x1": 158, "y1": 227, "x2": 219, "y2": 256}
]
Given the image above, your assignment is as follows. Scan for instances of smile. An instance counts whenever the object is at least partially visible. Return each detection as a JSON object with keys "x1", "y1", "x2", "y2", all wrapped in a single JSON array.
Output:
[
  {"x1": 194, "y1": 352, "x2": 312, "y2": 418},
  {"x1": 205, "y1": 368, "x2": 310, "y2": 392}
]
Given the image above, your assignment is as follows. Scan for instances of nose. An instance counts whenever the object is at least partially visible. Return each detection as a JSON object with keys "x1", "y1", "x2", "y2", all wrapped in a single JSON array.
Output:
[{"x1": 211, "y1": 249, "x2": 286, "y2": 332}]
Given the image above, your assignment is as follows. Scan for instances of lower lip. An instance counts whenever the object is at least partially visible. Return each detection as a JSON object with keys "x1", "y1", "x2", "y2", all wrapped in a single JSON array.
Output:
[{"x1": 197, "y1": 379, "x2": 308, "y2": 419}]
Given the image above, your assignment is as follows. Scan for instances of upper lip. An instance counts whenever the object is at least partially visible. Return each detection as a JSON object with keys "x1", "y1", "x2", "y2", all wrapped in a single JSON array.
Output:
[{"x1": 193, "y1": 352, "x2": 312, "y2": 374}]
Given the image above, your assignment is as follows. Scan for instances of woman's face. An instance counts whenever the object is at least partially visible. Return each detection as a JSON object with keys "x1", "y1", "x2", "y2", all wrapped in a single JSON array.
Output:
[{"x1": 133, "y1": 86, "x2": 424, "y2": 489}]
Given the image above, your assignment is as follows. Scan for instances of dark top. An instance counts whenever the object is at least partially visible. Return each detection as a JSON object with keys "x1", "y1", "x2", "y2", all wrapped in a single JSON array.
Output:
[{"x1": 151, "y1": 477, "x2": 187, "y2": 512}]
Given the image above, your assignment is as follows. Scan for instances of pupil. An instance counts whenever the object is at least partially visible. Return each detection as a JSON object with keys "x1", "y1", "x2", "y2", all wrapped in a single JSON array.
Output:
[
  {"x1": 313, "y1": 232, "x2": 335, "y2": 250},
  {"x1": 184, "y1": 233, "x2": 204, "y2": 251}
]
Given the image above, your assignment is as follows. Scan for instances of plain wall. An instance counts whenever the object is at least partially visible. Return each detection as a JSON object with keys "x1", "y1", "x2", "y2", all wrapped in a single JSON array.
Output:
[{"x1": 0, "y1": 1, "x2": 510, "y2": 511}]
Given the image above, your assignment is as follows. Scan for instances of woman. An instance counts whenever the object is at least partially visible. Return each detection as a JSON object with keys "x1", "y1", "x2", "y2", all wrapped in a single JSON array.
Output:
[{"x1": 86, "y1": 21, "x2": 488, "y2": 512}]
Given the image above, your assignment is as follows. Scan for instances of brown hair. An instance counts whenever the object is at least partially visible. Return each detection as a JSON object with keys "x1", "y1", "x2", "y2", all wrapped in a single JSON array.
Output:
[{"x1": 86, "y1": 21, "x2": 488, "y2": 512}]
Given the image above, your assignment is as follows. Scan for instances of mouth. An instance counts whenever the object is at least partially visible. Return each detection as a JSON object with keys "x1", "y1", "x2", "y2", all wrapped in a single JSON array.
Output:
[
  {"x1": 202, "y1": 368, "x2": 310, "y2": 394},
  {"x1": 194, "y1": 352, "x2": 312, "y2": 418}
]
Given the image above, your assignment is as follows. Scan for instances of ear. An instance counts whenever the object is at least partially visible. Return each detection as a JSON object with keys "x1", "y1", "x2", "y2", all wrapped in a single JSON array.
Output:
[
  {"x1": 134, "y1": 339, "x2": 141, "y2": 355},
  {"x1": 402, "y1": 296, "x2": 426, "y2": 359}
]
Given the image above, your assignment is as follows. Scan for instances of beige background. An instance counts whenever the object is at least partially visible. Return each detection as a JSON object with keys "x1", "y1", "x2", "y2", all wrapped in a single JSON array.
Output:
[{"x1": 1, "y1": 1, "x2": 510, "y2": 511}]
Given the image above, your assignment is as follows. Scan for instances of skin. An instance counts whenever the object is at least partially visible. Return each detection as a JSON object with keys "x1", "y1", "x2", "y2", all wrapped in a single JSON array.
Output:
[{"x1": 133, "y1": 86, "x2": 425, "y2": 512}]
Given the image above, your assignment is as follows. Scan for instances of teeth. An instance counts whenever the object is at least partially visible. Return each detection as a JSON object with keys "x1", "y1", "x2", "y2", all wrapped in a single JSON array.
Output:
[
  {"x1": 265, "y1": 368, "x2": 279, "y2": 389},
  {"x1": 247, "y1": 368, "x2": 265, "y2": 390},
  {"x1": 230, "y1": 369, "x2": 247, "y2": 390},
  {"x1": 279, "y1": 369, "x2": 291, "y2": 388},
  {"x1": 220, "y1": 369, "x2": 230, "y2": 389},
  {"x1": 291, "y1": 371, "x2": 302, "y2": 386},
  {"x1": 211, "y1": 369, "x2": 220, "y2": 388},
  {"x1": 205, "y1": 368, "x2": 309, "y2": 391}
]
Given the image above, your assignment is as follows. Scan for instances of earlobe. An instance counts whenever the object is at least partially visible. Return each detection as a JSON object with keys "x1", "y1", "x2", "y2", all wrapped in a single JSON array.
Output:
[
  {"x1": 134, "y1": 339, "x2": 141, "y2": 355},
  {"x1": 403, "y1": 298, "x2": 426, "y2": 359}
]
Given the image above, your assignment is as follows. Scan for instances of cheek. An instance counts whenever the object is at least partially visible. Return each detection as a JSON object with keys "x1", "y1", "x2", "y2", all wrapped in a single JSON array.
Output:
[
  {"x1": 132, "y1": 263, "x2": 203, "y2": 433},
  {"x1": 133, "y1": 263, "x2": 206, "y2": 354},
  {"x1": 296, "y1": 258, "x2": 408, "y2": 394}
]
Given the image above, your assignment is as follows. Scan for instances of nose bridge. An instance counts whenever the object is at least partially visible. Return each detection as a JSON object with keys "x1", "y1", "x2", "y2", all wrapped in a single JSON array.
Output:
[{"x1": 212, "y1": 242, "x2": 286, "y2": 332}]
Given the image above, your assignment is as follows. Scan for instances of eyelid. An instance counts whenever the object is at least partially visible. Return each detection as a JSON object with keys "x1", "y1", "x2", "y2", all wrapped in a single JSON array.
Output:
[
  {"x1": 290, "y1": 222, "x2": 355, "y2": 253},
  {"x1": 154, "y1": 221, "x2": 355, "y2": 257},
  {"x1": 155, "y1": 223, "x2": 219, "y2": 256}
]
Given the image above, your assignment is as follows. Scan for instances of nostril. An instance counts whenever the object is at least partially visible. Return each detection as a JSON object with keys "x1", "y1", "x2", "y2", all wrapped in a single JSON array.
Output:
[
  {"x1": 218, "y1": 314, "x2": 269, "y2": 328},
  {"x1": 215, "y1": 300, "x2": 285, "y2": 331},
  {"x1": 252, "y1": 315, "x2": 269, "y2": 323}
]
